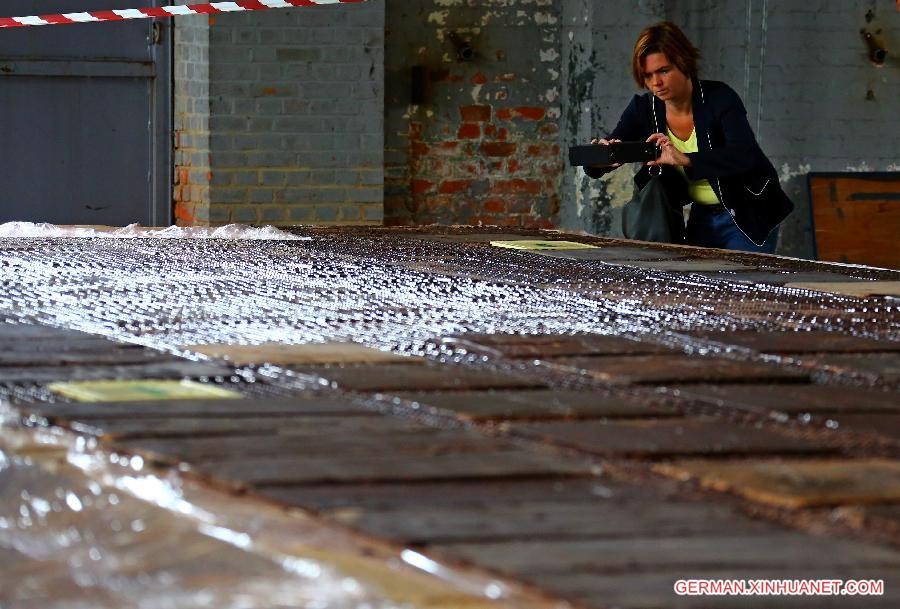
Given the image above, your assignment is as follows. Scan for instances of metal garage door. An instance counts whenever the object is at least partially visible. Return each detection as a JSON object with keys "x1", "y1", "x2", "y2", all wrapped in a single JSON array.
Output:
[{"x1": 0, "y1": 1, "x2": 171, "y2": 226}]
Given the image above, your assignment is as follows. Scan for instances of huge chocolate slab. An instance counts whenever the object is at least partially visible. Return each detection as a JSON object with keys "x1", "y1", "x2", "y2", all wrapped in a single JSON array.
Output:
[
  {"x1": 395, "y1": 390, "x2": 676, "y2": 421},
  {"x1": 0, "y1": 337, "x2": 145, "y2": 353},
  {"x1": 437, "y1": 533, "x2": 900, "y2": 575},
  {"x1": 696, "y1": 271, "x2": 870, "y2": 285},
  {"x1": 655, "y1": 459, "x2": 900, "y2": 508},
  {"x1": 530, "y1": 247, "x2": 687, "y2": 261},
  {"x1": 64, "y1": 414, "x2": 425, "y2": 440},
  {"x1": 613, "y1": 260, "x2": 761, "y2": 272},
  {"x1": 445, "y1": 333, "x2": 675, "y2": 359},
  {"x1": 821, "y1": 413, "x2": 900, "y2": 441},
  {"x1": 196, "y1": 449, "x2": 594, "y2": 486},
  {"x1": 18, "y1": 396, "x2": 377, "y2": 419},
  {"x1": 0, "y1": 349, "x2": 178, "y2": 367},
  {"x1": 184, "y1": 342, "x2": 419, "y2": 366},
  {"x1": 0, "y1": 362, "x2": 234, "y2": 384},
  {"x1": 677, "y1": 383, "x2": 900, "y2": 414},
  {"x1": 0, "y1": 324, "x2": 96, "y2": 340},
  {"x1": 293, "y1": 363, "x2": 548, "y2": 392},
  {"x1": 685, "y1": 329, "x2": 900, "y2": 354},
  {"x1": 513, "y1": 418, "x2": 831, "y2": 457},
  {"x1": 546, "y1": 354, "x2": 809, "y2": 385},
  {"x1": 121, "y1": 429, "x2": 517, "y2": 461},
  {"x1": 804, "y1": 353, "x2": 900, "y2": 383},
  {"x1": 329, "y1": 498, "x2": 768, "y2": 544},
  {"x1": 258, "y1": 478, "x2": 631, "y2": 510},
  {"x1": 784, "y1": 281, "x2": 900, "y2": 298}
]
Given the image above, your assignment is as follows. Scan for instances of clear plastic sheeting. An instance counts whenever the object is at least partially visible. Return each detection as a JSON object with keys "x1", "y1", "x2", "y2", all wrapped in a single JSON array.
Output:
[
  {"x1": 0, "y1": 228, "x2": 896, "y2": 359},
  {"x1": 0, "y1": 222, "x2": 310, "y2": 241},
  {"x1": 0, "y1": 419, "x2": 562, "y2": 609}
]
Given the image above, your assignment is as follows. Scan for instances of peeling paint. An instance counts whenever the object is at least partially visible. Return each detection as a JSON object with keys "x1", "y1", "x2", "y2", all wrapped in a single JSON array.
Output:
[
  {"x1": 427, "y1": 11, "x2": 449, "y2": 26},
  {"x1": 778, "y1": 163, "x2": 812, "y2": 182},
  {"x1": 843, "y1": 161, "x2": 874, "y2": 172},
  {"x1": 540, "y1": 48, "x2": 560, "y2": 62}
]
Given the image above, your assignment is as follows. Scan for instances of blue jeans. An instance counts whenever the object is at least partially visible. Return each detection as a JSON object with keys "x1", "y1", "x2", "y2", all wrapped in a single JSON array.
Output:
[{"x1": 686, "y1": 204, "x2": 778, "y2": 254}]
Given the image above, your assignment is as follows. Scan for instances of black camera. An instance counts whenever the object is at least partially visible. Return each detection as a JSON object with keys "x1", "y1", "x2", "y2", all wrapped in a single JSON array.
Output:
[{"x1": 568, "y1": 141, "x2": 661, "y2": 167}]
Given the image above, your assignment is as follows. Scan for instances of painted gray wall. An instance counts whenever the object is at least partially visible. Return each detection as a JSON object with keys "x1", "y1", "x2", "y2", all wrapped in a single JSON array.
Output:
[{"x1": 206, "y1": 1, "x2": 384, "y2": 225}]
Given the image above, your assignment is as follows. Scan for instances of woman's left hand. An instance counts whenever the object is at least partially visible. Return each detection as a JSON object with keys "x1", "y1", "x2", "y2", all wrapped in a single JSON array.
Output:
[{"x1": 645, "y1": 133, "x2": 692, "y2": 168}]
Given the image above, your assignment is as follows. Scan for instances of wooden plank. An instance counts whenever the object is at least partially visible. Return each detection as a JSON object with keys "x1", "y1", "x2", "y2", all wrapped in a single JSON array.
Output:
[
  {"x1": 195, "y1": 450, "x2": 594, "y2": 486},
  {"x1": 655, "y1": 458, "x2": 900, "y2": 508},
  {"x1": 18, "y1": 396, "x2": 377, "y2": 419},
  {"x1": 394, "y1": 390, "x2": 676, "y2": 421},
  {"x1": 328, "y1": 499, "x2": 768, "y2": 544},
  {"x1": 685, "y1": 329, "x2": 900, "y2": 354},
  {"x1": 293, "y1": 363, "x2": 548, "y2": 392},
  {"x1": 436, "y1": 533, "x2": 900, "y2": 575},
  {"x1": 545, "y1": 355, "x2": 809, "y2": 385},
  {"x1": 810, "y1": 173, "x2": 900, "y2": 267},
  {"x1": 512, "y1": 418, "x2": 832, "y2": 457},
  {"x1": 183, "y1": 342, "x2": 421, "y2": 366},
  {"x1": 784, "y1": 281, "x2": 900, "y2": 298},
  {"x1": 677, "y1": 384, "x2": 900, "y2": 414}
]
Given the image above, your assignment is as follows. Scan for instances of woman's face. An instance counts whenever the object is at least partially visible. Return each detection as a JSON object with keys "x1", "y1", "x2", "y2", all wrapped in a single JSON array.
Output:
[{"x1": 642, "y1": 52, "x2": 690, "y2": 102}]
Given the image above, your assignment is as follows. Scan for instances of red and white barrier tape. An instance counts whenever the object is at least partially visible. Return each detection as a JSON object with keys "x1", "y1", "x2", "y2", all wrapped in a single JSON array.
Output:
[{"x1": 0, "y1": 0, "x2": 368, "y2": 29}]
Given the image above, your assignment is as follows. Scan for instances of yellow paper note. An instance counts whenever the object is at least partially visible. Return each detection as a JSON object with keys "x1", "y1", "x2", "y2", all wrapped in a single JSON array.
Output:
[
  {"x1": 48, "y1": 380, "x2": 243, "y2": 402},
  {"x1": 489, "y1": 240, "x2": 599, "y2": 251}
]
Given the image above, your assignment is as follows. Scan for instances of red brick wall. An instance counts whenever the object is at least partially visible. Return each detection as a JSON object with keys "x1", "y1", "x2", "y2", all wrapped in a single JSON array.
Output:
[{"x1": 385, "y1": 4, "x2": 563, "y2": 228}]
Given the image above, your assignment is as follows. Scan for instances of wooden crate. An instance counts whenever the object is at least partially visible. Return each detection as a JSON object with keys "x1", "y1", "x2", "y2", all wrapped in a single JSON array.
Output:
[{"x1": 808, "y1": 172, "x2": 900, "y2": 268}]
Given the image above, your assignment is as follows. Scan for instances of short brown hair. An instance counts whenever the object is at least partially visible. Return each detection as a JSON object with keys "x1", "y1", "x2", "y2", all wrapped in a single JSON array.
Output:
[{"x1": 631, "y1": 21, "x2": 700, "y2": 88}]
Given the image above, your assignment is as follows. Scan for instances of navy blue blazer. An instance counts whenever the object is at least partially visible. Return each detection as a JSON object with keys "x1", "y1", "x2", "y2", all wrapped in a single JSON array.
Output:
[{"x1": 586, "y1": 79, "x2": 793, "y2": 245}]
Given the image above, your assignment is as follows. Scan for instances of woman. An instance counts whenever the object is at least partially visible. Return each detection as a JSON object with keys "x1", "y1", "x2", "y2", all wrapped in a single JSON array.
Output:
[{"x1": 586, "y1": 21, "x2": 792, "y2": 253}]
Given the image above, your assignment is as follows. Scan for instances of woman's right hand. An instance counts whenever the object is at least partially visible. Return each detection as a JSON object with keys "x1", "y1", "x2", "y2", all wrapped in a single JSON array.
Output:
[{"x1": 589, "y1": 138, "x2": 622, "y2": 168}]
